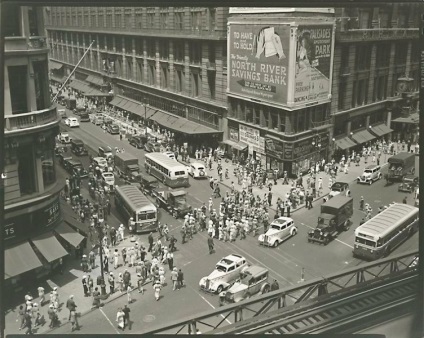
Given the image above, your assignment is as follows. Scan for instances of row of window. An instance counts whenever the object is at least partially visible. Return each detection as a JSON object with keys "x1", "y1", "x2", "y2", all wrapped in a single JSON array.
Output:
[
  {"x1": 146, "y1": 158, "x2": 171, "y2": 177},
  {"x1": 8, "y1": 61, "x2": 49, "y2": 114},
  {"x1": 49, "y1": 32, "x2": 223, "y2": 64},
  {"x1": 47, "y1": 7, "x2": 217, "y2": 32},
  {"x1": 340, "y1": 6, "x2": 417, "y2": 30},
  {"x1": 228, "y1": 98, "x2": 329, "y2": 134},
  {"x1": 338, "y1": 69, "x2": 419, "y2": 111}
]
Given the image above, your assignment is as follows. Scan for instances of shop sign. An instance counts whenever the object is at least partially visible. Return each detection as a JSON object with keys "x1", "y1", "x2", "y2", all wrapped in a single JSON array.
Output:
[
  {"x1": 265, "y1": 137, "x2": 285, "y2": 159},
  {"x1": 239, "y1": 125, "x2": 260, "y2": 148},
  {"x1": 293, "y1": 134, "x2": 329, "y2": 159},
  {"x1": 293, "y1": 25, "x2": 334, "y2": 106},
  {"x1": 4, "y1": 198, "x2": 61, "y2": 244},
  {"x1": 284, "y1": 143, "x2": 294, "y2": 160},
  {"x1": 229, "y1": 128, "x2": 239, "y2": 142},
  {"x1": 228, "y1": 23, "x2": 291, "y2": 106}
]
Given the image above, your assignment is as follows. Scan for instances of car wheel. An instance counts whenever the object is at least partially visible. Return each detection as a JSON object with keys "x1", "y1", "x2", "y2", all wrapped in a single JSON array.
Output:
[
  {"x1": 262, "y1": 285, "x2": 270, "y2": 294},
  {"x1": 369, "y1": 180, "x2": 372, "y2": 185},
  {"x1": 216, "y1": 285, "x2": 223, "y2": 294},
  {"x1": 273, "y1": 241, "x2": 278, "y2": 248},
  {"x1": 245, "y1": 293, "x2": 251, "y2": 299},
  {"x1": 292, "y1": 228, "x2": 297, "y2": 236}
]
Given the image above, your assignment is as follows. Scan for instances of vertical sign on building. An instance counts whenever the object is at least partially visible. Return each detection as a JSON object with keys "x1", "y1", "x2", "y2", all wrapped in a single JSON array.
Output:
[
  {"x1": 228, "y1": 24, "x2": 291, "y2": 106},
  {"x1": 293, "y1": 25, "x2": 333, "y2": 105}
]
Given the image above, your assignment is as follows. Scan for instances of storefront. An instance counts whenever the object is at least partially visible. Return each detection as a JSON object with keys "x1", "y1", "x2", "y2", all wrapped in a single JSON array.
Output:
[{"x1": 265, "y1": 133, "x2": 329, "y2": 178}]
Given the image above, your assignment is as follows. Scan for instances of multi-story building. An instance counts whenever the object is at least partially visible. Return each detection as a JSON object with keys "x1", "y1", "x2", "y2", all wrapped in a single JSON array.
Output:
[
  {"x1": 44, "y1": 6, "x2": 229, "y2": 152},
  {"x1": 44, "y1": 5, "x2": 420, "y2": 177},
  {"x1": 3, "y1": 5, "x2": 79, "y2": 294},
  {"x1": 331, "y1": 5, "x2": 420, "y2": 159}
]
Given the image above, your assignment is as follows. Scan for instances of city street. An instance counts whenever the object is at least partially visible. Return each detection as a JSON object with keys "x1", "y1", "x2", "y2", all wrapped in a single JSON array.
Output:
[{"x1": 25, "y1": 108, "x2": 418, "y2": 335}]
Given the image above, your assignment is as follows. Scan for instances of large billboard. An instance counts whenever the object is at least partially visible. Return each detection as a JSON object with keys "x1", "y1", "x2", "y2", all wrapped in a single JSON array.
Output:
[
  {"x1": 293, "y1": 25, "x2": 333, "y2": 105},
  {"x1": 229, "y1": 24, "x2": 291, "y2": 106}
]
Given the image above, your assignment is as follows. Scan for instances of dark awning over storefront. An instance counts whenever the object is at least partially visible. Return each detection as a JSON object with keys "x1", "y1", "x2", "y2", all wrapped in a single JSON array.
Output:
[
  {"x1": 221, "y1": 139, "x2": 248, "y2": 151},
  {"x1": 48, "y1": 60, "x2": 63, "y2": 71},
  {"x1": 50, "y1": 75, "x2": 66, "y2": 83},
  {"x1": 5, "y1": 242, "x2": 43, "y2": 279},
  {"x1": 351, "y1": 130, "x2": 376, "y2": 145},
  {"x1": 370, "y1": 124, "x2": 393, "y2": 137},
  {"x1": 86, "y1": 75, "x2": 104, "y2": 86},
  {"x1": 391, "y1": 113, "x2": 419, "y2": 124},
  {"x1": 152, "y1": 111, "x2": 221, "y2": 135},
  {"x1": 334, "y1": 137, "x2": 357, "y2": 150},
  {"x1": 54, "y1": 222, "x2": 85, "y2": 248},
  {"x1": 31, "y1": 233, "x2": 68, "y2": 263},
  {"x1": 69, "y1": 79, "x2": 110, "y2": 97}
]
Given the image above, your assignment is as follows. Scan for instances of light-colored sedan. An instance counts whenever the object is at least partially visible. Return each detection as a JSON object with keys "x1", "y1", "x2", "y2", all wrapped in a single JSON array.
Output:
[
  {"x1": 188, "y1": 162, "x2": 207, "y2": 179},
  {"x1": 65, "y1": 117, "x2": 80, "y2": 128},
  {"x1": 258, "y1": 217, "x2": 297, "y2": 247}
]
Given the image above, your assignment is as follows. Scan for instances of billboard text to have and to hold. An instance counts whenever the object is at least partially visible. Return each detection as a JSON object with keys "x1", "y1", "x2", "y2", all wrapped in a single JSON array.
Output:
[
  {"x1": 229, "y1": 24, "x2": 291, "y2": 105},
  {"x1": 294, "y1": 25, "x2": 333, "y2": 105}
]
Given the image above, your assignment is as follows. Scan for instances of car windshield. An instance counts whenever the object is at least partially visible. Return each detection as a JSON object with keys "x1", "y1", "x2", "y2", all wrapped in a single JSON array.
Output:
[
  {"x1": 240, "y1": 273, "x2": 252, "y2": 284},
  {"x1": 271, "y1": 224, "x2": 282, "y2": 230},
  {"x1": 272, "y1": 218, "x2": 287, "y2": 225},
  {"x1": 197, "y1": 166, "x2": 205, "y2": 170},
  {"x1": 138, "y1": 211, "x2": 156, "y2": 220},
  {"x1": 364, "y1": 169, "x2": 373, "y2": 174},
  {"x1": 331, "y1": 184, "x2": 345, "y2": 191},
  {"x1": 219, "y1": 258, "x2": 234, "y2": 265},
  {"x1": 215, "y1": 264, "x2": 228, "y2": 273}
]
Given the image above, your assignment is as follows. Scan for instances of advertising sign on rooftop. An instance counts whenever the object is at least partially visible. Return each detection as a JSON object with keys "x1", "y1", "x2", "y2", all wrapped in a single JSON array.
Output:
[
  {"x1": 293, "y1": 25, "x2": 333, "y2": 106},
  {"x1": 228, "y1": 24, "x2": 291, "y2": 106}
]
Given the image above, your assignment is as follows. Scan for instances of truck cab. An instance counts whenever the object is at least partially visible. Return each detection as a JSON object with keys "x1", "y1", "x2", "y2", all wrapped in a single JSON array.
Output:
[
  {"x1": 70, "y1": 139, "x2": 88, "y2": 156},
  {"x1": 386, "y1": 152, "x2": 416, "y2": 183},
  {"x1": 308, "y1": 196, "x2": 353, "y2": 245},
  {"x1": 153, "y1": 190, "x2": 192, "y2": 218}
]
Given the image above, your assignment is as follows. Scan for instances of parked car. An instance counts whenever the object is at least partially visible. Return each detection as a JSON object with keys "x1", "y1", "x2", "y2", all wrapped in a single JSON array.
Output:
[
  {"x1": 398, "y1": 175, "x2": 419, "y2": 193},
  {"x1": 128, "y1": 135, "x2": 147, "y2": 149},
  {"x1": 329, "y1": 182, "x2": 350, "y2": 198},
  {"x1": 224, "y1": 266, "x2": 270, "y2": 303},
  {"x1": 199, "y1": 254, "x2": 248, "y2": 294},
  {"x1": 258, "y1": 217, "x2": 297, "y2": 247},
  {"x1": 163, "y1": 151, "x2": 176, "y2": 160},
  {"x1": 107, "y1": 123, "x2": 120, "y2": 135},
  {"x1": 57, "y1": 132, "x2": 71, "y2": 143},
  {"x1": 144, "y1": 141, "x2": 161, "y2": 153},
  {"x1": 357, "y1": 164, "x2": 382, "y2": 185},
  {"x1": 188, "y1": 162, "x2": 207, "y2": 179}
]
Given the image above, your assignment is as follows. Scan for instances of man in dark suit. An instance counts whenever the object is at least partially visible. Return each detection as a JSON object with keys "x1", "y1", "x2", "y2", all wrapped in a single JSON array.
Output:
[{"x1": 207, "y1": 234, "x2": 214, "y2": 254}]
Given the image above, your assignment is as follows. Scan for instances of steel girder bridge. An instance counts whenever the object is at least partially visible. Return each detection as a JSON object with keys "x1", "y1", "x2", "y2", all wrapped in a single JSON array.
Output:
[{"x1": 143, "y1": 250, "x2": 419, "y2": 335}]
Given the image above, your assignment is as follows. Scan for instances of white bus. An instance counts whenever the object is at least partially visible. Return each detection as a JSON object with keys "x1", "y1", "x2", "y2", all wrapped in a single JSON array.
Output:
[
  {"x1": 144, "y1": 152, "x2": 189, "y2": 188},
  {"x1": 114, "y1": 185, "x2": 158, "y2": 233},
  {"x1": 353, "y1": 203, "x2": 418, "y2": 260}
]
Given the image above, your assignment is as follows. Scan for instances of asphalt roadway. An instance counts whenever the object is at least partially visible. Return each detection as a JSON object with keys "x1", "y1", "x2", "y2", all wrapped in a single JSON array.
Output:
[{"x1": 50, "y1": 114, "x2": 419, "y2": 334}]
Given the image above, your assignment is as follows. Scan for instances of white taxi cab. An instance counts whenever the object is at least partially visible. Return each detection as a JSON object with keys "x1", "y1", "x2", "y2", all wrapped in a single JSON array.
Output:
[
  {"x1": 65, "y1": 117, "x2": 80, "y2": 128},
  {"x1": 188, "y1": 162, "x2": 207, "y2": 179},
  {"x1": 199, "y1": 254, "x2": 248, "y2": 294},
  {"x1": 258, "y1": 217, "x2": 297, "y2": 247}
]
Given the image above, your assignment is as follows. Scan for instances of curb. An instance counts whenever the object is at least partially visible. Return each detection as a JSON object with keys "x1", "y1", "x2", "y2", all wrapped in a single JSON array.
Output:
[{"x1": 43, "y1": 278, "x2": 153, "y2": 334}]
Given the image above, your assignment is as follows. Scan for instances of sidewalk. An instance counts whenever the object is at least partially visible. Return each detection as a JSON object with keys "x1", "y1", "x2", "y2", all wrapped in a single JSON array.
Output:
[
  {"x1": 182, "y1": 155, "x2": 386, "y2": 214},
  {"x1": 4, "y1": 190, "x2": 154, "y2": 336}
]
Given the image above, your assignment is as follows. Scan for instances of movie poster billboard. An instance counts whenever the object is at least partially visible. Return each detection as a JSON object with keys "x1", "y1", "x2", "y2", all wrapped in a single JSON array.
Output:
[
  {"x1": 293, "y1": 25, "x2": 333, "y2": 105},
  {"x1": 228, "y1": 24, "x2": 291, "y2": 106}
]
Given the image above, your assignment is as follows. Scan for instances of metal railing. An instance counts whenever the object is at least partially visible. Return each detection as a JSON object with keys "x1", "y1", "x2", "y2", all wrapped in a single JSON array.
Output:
[
  {"x1": 5, "y1": 106, "x2": 59, "y2": 133},
  {"x1": 142, "y1": 250, "x2": 418, "y2": 335}
]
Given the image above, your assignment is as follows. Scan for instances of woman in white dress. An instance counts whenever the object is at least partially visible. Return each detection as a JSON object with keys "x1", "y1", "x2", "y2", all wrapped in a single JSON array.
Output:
[{"x1": 116, "y1": 308, "x2": 125, "y2": 330}]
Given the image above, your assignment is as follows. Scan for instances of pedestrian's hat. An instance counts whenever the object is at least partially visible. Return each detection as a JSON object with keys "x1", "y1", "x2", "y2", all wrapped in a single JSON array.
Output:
[
  {"x1": 53, "y1": 287, "x2": 58, "y2": 291},
  {"x1": 83, "y1": 275, "x2": 87, "y2": 278},
  {"x1": 49, "y1": 304, "x2": 54, "y2": 308},
  {"x1": 137, "y1": 273, "x2": 141, "y2": 277},
  {"x1": 69, "y1": 295, "x2": 74, "y2": 299},
  {"x1": 83, "y1": 254, "x2": 87, "y2": 257},
  {"x1": 33, "y1": 303, "x2": 38, "y2": 307}
]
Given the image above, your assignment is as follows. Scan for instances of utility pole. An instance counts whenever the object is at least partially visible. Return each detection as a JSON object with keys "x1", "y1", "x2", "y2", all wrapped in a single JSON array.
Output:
[{"x1": 52, "y1": 40, "x2": 96, "y2": 103}]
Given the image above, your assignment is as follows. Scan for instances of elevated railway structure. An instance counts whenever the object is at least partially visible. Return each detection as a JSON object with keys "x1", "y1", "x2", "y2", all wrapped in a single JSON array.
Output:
[{"x1": 143, "y1": 250, "x2": 419, "y2": 335}]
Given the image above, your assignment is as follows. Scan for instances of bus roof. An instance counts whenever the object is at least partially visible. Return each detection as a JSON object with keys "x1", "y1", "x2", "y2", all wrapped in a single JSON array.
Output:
[
  {"x1": 355, "y1": 203, "x2": 418, "y2": 240},
  {"x1": 145, "y1": 152, "x2": 186, "y2": 169},
  {"x1": 115, "y1": 185, "x2": 157, "y2": 212}
]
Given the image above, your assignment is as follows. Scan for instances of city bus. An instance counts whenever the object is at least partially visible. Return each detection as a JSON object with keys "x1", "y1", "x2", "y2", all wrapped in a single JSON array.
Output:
[
  {"x1": 114, "y1": 185, "x2": 158, "y2": 233},
  {"x1": 353, "y1": 203, "x2": 419, "y2": 260},
  {"x1": 144, "y1": 152, "x2": 189, "y2": 188}
]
